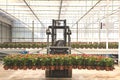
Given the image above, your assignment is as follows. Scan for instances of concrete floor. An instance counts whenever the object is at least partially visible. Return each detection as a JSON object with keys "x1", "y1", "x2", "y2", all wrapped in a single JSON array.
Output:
[{"x1": 0, "y1": 62, "x2": 120, "y2": 80}]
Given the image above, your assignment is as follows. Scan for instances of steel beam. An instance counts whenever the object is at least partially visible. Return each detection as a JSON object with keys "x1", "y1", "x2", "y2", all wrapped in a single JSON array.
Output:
[
  {"x1": 58, "y1": 0, "x2": 63, "y2": 20},
  {"x1": 23, "y1": 0, "x2": 45, "y2": 27}
]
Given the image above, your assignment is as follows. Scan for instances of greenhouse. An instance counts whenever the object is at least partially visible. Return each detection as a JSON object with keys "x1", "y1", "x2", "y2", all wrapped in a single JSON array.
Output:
[{"x1": 0, "y1": 0, "x2": 120, "y2": 80}]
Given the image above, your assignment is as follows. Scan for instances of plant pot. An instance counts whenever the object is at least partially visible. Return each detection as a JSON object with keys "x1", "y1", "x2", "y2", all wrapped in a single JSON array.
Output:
[
  {"x1": 87, "y1": 66, "x2": 92, "y2": 70},
  {"x1": 28, "y1": 66, "x2": 32, "y2": 69},
  {"x1": 82, "y1": 66, "x2": 86, "y2": 69},
  {"x1": 96, "y1": 66, "x2": 101, "y2": 70},
  {"x1": 110, "y1": 67, "x2": 114, "y2": 70},
  {"x1": 78, "y1": 66, "x2": 82, "y2": 69},
  {"x1": 73, "y1": 65, "x2": 77, "y2": 69},
  {"x1": 55, "y1": 66, "x2": 59, "y2": 70},
  {"x1": 60, "y1": 66, "x2": 64, "y2": 70},
  {"x1": 10, "y1": 66, "x2": 13, "y2": 69},
  {"x1": 50, "y1": 66, "x2": 55, "y2": 70},
  {"x1": 23, "y1": 66, "x2": 27, "y2": 70},
  {"x1": 68, "y1": 66, "x2": 72, "y2": 70},
  {"x1": 65, "y1": 66, "x2": 68, "y2": 69},
  {"x1": 32, "y1": 66, "x2": 36, "y2": 70},
  {"x1": 13, "y1": 66, "x2": 18, "y2": 70},
  {"x1": 100, "y1": 66, "x2": 105, "y2": 70},
  {"x1": 41, "y1": 66, "x2": 46, "y2": 70},
  {"x1": 4, "y1": 66, "x2": 9, "y2": 70},
  {"x1": 37, "y1": 66, "x2": 41, "y2": 69},
  {"x1": 105, "y1": 67, "x2": 111, "y2": 71},
  {"x1": 46, "y1": 66, "x2": 50, "y2": 69},
  {"x1": 19, "y1": 66, "x2": 23, "y2": 69},
  {"x1": 91, "y1": 66, "x2": 95, "y2": 69}
]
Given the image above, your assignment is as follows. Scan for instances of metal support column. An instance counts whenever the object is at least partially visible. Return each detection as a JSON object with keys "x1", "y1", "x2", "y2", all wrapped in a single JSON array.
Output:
[
  {"x1": 52, "y1": 20, "x2": 54, "y2": 46},
  {"x1": 106, "y1": 0, "x2": 109, "y2": 49},
  {"x1": 47, "y1": 35, "x2": 49, "y2": 54},
  {"x1": 64, "y1": 20, "x2": 66, "y2": 46},
  {"x1": 9, "y1": 26, "x2": 12, "y2": 42},
  {"x1": 0, "y1": 22, "x2": 2, "y2": 43},
  {"x1": 77, "y1": 22, "x2": 78, "y2": 42},
  {"x1": 32, "y1": 21, "x2": 34, "y2": 42},
  {"x1": 118, "y1": 9, "x2": 120, "y2": 65},
  {"x1": 1, "y1": 23, "x2": 2, "y2": 43},
  {"x1": 98, "y1": 22, "x2": 101, "y2": 43}
]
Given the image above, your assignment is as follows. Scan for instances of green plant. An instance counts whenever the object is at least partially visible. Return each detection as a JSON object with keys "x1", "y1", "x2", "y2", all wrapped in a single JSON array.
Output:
[
  {"x1": 18, "y1": 44, "x2": 22, "y2": 48},
  {"x1": 75, "y1": 44, "x2": 80, "y2": 48},
  {"x1": 77, "y1": 56, "x2": 84, "y2": 66},
  {"x1": 98, "y1": 42, "x2": 106, "y2": 49},
  {"x1": 67, "y1": 56, "x2": 72, "y2": 66},
  {"x1": 3, "y1": 54, "x2": 114, "y2": 71},
  {"x1": 31, "y1": 58, "x2": 37, "y2": 66},
  {"x1": 50, "y1": 57, "x2": 56, "y2": 66},
  {"x1": 105, "y1": 58, "x2": 114, "y2": 67},
  {"x1": 59, "y1": 57, "x2": 64, "y2": 66},
  {"x1": 3, "y1": 56, "x2": 13, "y2": 66},
  {"x1": 99, "y1": 58, "x2": 106, "y2": 67},
  {"x1": 93, "y1": 42, "x2": 98, "y2": 49},
  {"x1": 86, "y1": 57, "x2": 93, "y2": 66},
  {"x1": 36, "y1": 57, "x2": 41, "y2": 66},
  {"x1": 3, "y1": 43, "x2": 8, "y2": 48},
  {"x1": 40, "y1": 57, "x2": 47, "y2": 66},
  {"x1": 12, "y1": 58, "x2": 20, "y2": 66},
  {"x1": 71, "y1": 44, "x2": 76, "y2": 48},
  {"x1": 109, "y1": 42, "x2": 118, "y2": 49},
  {"x1": 21, "y1": 58, "x2": 29, "y2": 66}
]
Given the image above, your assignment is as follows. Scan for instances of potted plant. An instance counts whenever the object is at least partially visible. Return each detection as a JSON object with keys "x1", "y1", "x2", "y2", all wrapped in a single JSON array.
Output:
[
  {"x1": 71, "y1": 55, "x2": 77, "y2": 69},
  {"x1": 3, "y1": 57, "x2": 11, "y2": 70},
  {"x1": 18, "y1": 44, "x2": 22, "y2": 48},
  {"x1": 36, "y1": 57, "x2": 42, "y2": 69},
  {"x1": 21, "y1": 58, "x2": 29, "y2": 70},
  {"x1": 77, "y1": 56, "x2": 83, "y2": 69},
  {"x1": 31, "y1": 58, "x2": 37, "y2": 70},
  {"x1": 49, "y1": 57, "x2": 55, "y2": 70},
  {"x1": 71, "y1": 44, "x2": 76, "y2": 48},
  {"x1": 105, "y1": 58, "x2": 114, "y2": 71},
  {"x1": 86, "y1": 57, "x2": 93, "y2": 70},
  {"x1": 54, "y1": 56, "x2": 59, "y2": 70},
  {"x1": 40, "y1": 57, "x2": 47, "y2": 70},
  {"x1": 64, "y1": 56, "x2": 69, "y2": 69},
  {"x1": 45, "y1": 57, "x2": 51, "y2": 69},
  {"x1": 59, "y1": 57, "x2": 64, "y2": 70},
  {"x1": 99, "y1": 58, "x2": 106, "y2": 70},
  {"x1": 13, "y1": 58, "x2": 19, "y2": 70},
  {"x1": 67, "y1": 56, "x2": 73, "y2": 70}
]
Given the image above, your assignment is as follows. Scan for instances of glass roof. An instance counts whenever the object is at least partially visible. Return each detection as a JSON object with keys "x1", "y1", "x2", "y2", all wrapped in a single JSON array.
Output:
[{"x1": 0, "y1": 0, "x2": 120, "y2": 29}]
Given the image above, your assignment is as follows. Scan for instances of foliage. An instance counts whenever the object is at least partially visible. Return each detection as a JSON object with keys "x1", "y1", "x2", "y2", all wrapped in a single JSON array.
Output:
[
  {"x1": 3, "y1": 54, "x2": 114, "y2": 70},
  {"x1": 0, "y1": 42, "x2": 47, "y2": 48}
]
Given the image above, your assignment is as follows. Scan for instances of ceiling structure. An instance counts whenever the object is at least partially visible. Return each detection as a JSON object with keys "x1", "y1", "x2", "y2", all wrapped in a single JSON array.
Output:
[{"x1": 0, "y1": 0, "x2": 120, "y2": 29}]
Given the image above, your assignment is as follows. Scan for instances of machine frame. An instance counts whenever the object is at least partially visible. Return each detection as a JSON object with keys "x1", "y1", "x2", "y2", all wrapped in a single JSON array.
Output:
[{"x1": 46, "y1": 19, "x2": 71, "y2": 54}]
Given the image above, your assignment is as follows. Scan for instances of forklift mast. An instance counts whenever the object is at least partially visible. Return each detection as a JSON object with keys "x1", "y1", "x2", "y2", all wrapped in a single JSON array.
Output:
[{"x1": 46, "y1": 19, "x2": 71, "y2": 54}]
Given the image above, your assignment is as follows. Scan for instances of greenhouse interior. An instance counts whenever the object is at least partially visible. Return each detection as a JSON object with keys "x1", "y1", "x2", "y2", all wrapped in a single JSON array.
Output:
[{"x1": 0, "y1": 0, "x2": 120, "y2": 80}]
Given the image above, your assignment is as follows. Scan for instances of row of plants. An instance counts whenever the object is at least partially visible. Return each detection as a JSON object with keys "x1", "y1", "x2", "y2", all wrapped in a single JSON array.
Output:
[
  {"x1": 71, "y1": 42, "x2": 118, "y2": 49},
  {"x1": 3, "y1": 54, "x2": 114, "y2": 71},
  {"x1": 0, "y1": 42, "x2": 118, "y2": 49},
  {"x1": 0, "y1": 42, "x2": 47, "y2": 48}
]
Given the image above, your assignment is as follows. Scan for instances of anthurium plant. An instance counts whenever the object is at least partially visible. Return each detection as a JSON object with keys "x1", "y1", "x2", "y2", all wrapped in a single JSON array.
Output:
[{"x1": 3, "y1": 54, "x2": 114, "y2": 71}]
